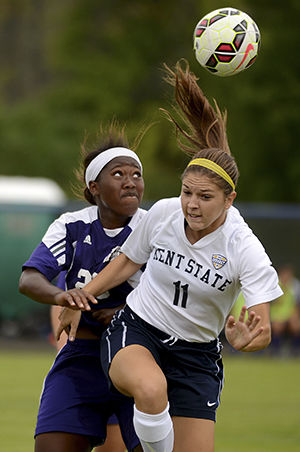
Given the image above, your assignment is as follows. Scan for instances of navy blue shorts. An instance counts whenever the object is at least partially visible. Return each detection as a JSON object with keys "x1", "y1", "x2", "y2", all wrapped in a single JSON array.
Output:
[
  {"x1": 35, "y1": 338, "x2": 139, "y2": 449},
  {"x1": 101, "y1": 306, "x2": 224, "y2": 422}
]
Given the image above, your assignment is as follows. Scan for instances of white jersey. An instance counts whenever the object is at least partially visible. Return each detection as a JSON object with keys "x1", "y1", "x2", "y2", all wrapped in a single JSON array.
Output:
[{"x1": 121, "y1": 197, "x2": 283, "y2": 342}]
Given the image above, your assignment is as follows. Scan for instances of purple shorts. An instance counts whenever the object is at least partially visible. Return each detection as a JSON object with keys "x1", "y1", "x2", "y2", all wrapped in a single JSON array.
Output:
[{"x1": 35, "y1": 338, "x2": 139, "y2": 449}]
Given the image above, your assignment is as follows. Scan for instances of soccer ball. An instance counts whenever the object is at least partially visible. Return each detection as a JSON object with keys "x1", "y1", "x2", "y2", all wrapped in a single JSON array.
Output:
[{"x1": 193, "y1": 7, "x2": 260, "y2": 77}]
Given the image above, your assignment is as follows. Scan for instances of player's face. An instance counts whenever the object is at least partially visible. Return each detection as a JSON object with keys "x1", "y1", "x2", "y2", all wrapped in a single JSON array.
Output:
[
  {"x1": 181, "y1": 173, "x2": 236, "y2": 243},
  {"x1": 90, "y1": 156, "x2": 144, "y2": 227}
]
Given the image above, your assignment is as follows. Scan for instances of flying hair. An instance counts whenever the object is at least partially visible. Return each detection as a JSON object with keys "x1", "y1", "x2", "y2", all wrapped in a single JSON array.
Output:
[
  {"x1": 161, "y1": 59, "x2": 231, "y2": 156},
  {"x1": 161, "y1": 59, "x2": 239, "y2": 194}
]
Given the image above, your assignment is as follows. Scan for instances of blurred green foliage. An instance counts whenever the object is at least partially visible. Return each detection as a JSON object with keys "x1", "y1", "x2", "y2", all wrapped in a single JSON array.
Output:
[{"x1": 1, "y1": 0, "x2": 299, "y2": 202}]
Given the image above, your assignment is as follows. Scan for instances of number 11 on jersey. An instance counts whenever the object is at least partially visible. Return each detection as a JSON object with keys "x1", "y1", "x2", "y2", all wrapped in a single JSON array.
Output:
[{"x1": 173, "y1": 281, "x2": 189, "y2": 308}]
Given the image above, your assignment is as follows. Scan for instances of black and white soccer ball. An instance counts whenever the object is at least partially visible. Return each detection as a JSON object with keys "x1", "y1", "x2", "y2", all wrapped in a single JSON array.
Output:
[{"x1": 193, "y1": 7, "x2": 261, "y2": 77}]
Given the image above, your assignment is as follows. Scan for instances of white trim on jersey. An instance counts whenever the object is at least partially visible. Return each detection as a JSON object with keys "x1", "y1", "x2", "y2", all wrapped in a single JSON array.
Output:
[{"x1": 41, "y1": 205, "x2": 146, "y2": 270}]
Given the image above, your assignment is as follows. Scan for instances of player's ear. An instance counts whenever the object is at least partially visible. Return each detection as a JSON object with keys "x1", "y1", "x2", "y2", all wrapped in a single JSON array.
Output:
[
  {"x1": 88, "y1": 181, "x2": 100, "y2": 196},
  {"x1": 225, "y1": 191, "x2": 237, "y2": 209}
]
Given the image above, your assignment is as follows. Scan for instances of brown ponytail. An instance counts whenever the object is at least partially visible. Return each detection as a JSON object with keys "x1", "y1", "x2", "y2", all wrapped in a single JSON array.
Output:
[{"x1": 162, "y1": 59, "x2": 239, "y2": 193}]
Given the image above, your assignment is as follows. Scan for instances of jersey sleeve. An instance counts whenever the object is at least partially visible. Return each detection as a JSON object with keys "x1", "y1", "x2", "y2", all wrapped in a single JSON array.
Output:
[
  {"x1": 237, "y1": 233, "x2": 283, "y2": 307},
  {"x1": 22, "y1": 213, "x2": 73, "y2": 282},
  {"x1": 121, "y1": 199, "x2": 167, "y2": 264}
]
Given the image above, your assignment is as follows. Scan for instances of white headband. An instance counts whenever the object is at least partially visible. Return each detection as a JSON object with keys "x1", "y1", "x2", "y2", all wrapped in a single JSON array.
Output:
[{"x1": 85, "y1": 147, "x2": 143, "y2": 187}]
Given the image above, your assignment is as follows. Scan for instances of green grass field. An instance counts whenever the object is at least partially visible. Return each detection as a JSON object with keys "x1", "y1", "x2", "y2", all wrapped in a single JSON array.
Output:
[{"x1": 1, "y1": 347, "x2": 300, "y2": 452}]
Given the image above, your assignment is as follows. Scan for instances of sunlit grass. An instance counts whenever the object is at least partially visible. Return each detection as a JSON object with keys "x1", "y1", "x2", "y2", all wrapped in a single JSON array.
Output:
[
  {"x1": 215, "y1": 354, "x2": 300, "y2": 452},
  {"x1": 1, "y1": 347, "x2": 300, "y2": 451}
]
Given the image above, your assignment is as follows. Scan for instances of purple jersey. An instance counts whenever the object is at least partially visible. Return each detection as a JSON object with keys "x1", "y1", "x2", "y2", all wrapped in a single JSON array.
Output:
[{"x1": 23, "y1": 205, "x2": 146, "y2": 335}]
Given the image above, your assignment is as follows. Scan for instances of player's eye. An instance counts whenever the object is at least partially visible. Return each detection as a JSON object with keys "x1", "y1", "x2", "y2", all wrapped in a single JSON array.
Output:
[
  {"x1": 133, "y1": 171, "x2": 142, "y2": 178},
  {"x1": 112, "y1": 170, "x2": 122, "y2": 177}
]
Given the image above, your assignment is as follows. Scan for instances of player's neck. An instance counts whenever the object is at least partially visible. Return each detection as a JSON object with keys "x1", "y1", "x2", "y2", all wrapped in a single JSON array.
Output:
[{"x1": 99, "y1": 210, "x2": 130, "y2": 229}]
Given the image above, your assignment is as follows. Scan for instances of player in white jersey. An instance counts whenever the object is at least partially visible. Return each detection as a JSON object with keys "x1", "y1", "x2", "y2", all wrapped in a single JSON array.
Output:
[
  {"x1": 58, "y1": 62, "x2": 282, "y2": 452},
  {"x1": 19, "y1": 122, "x2": 145, "y2": 452}
]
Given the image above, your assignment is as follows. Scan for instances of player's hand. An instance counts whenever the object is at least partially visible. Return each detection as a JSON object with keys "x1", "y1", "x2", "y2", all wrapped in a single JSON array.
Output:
[
  {"x1": 56, "y1": 307, "x2": 81, "y2": 342},
  {"x1": 92, "y1": 304, "x2": 124, "y2": 327},
  {"x1": 54, "y1": 289, "x2": 98, "y2": 311},
  {"x1": 225, "y1": 305, "x2": 263, "y2": 351}
]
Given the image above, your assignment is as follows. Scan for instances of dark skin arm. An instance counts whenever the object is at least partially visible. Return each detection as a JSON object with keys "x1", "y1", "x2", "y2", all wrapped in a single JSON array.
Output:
[
  {"x1": 19, "y1": 268, "x2": 98, "y2": 310},
  {"x1": 56, "y1": 304, "x2": 125, "y2": 341}
]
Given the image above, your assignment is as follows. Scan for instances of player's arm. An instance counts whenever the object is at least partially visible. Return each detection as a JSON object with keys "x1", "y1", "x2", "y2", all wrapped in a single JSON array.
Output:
[
  {"x1": 225, "y1": 302, "x2": 271, "y2": 352},
  {"x1": 56, "y1": 303, "x2": 127, "y2": 342},
  {"x1": 56, "y1": 254, "x2": 142, "y2": 340},
  {"x1": 84, "y1": 253, "x2": 143, "y2": 297},
  {"x1": 19, "y1": 268, "x2": 97, "y2": 310},
  {"x1": 51, "y1": 305, "x2": 68, "y2": 350},
  {"x1": 56, "y1": 307, "x2": 81, "y2": 342},
  {"x1": 242, "y1": 302, "x2": 271, "y2": 352}
]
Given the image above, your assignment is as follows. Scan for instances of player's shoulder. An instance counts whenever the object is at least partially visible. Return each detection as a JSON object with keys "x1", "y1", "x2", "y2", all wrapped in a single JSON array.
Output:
[
  {"x1": 134, "y1": 206, "x2": 148, "y2": 219},
  {"x1": 224, "y1": 205, "x2": 263, "y2": 250},
  {"x1": 57, "y1": 205, "x2": 98, "y2": 226},
  {"x1": 148, "y1": 197, "x2": 181, "y2": 218},
  {"x1": 128, "y1": 207, "x2": 148, "y2": 229},
  {"x1": 223, "y1": 206, "x2": 249, "y2": 241}
]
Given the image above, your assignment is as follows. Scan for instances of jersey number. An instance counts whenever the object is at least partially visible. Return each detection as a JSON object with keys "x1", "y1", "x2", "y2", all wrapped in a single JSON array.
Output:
[
  {"x1": 75, "y1": 269, "x2": 109, "y2": 299},
  {"x1": 172, "y1": 281, "x2": 189, "y2": 308}
]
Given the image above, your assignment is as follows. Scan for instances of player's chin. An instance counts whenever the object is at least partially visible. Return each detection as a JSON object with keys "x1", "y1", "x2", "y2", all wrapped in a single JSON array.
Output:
[
  {"x1": 189, "y1": 225, "x2": 204, "y2": 232},
  {"x1": 187, "y1": 219, "x2": 205, "y2": 232},
  {"x1": 121, "y1": 197, "x2": 140, "y2": 214}
]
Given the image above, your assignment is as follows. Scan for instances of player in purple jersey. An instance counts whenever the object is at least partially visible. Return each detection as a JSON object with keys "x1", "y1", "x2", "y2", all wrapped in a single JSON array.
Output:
[{"x1": 19, "y1": 122, "x2": 144, "y2": 452}]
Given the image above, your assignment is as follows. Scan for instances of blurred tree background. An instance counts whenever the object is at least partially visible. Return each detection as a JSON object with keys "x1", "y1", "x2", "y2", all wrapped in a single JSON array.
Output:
[{"x1": 1, "y1": 0, "x2": 299, "y2": 202}]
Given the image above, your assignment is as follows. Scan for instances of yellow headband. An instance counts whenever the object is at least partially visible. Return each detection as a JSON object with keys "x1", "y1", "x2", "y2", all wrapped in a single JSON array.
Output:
[{"x1": 187, "y1": 158, "x2": 235, "y2": 190}]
